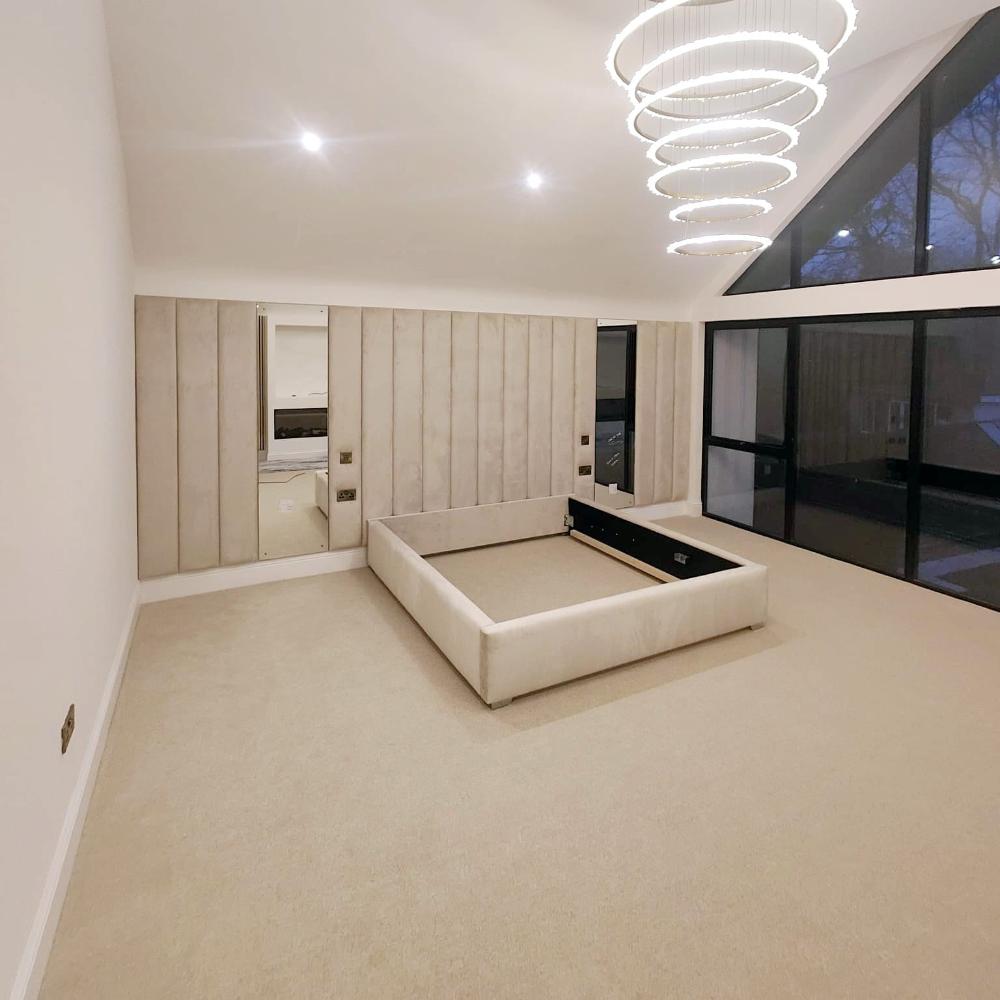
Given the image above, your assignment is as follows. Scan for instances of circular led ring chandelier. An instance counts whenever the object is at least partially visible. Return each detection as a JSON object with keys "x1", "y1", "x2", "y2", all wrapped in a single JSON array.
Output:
[
  {"x1": 668, "y1": 197, "x2": 772, "y2": 224},
  {"x1": 647, "y1": 118, "x2": 799, "y2": 164},
  {"x1": 607, "y1": 0, "x2": 857, "y2": 257},
  {"x1": 606, "y1": 0, "x2": 858, "y2": 91},
  {"x1": 667, "y1": 234, "x2": 774, "y2": 256},
  {"x1": 627, "y1": 31, "x2": 830, "y2": 106},
  {"x1": 648, "y1": 153, "x2": 798, "y2": 200},
  {"x1": 628, "y1": 70, "x2": 828, "y2": 141}
]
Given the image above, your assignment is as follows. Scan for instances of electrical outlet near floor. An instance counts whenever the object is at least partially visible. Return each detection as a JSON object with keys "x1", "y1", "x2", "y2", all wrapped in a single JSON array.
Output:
[
  {"x1": 336, "y1": 488, "x2": 357, "y2": 502},
  {"x1": 61, "y1": 703, "x2": 75, "y2": 754}
]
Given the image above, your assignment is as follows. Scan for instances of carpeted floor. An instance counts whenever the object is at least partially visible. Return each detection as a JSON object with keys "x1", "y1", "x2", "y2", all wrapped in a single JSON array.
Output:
[{"x1": 40, "y1": 517, "x2": 1000, "y2": 999}]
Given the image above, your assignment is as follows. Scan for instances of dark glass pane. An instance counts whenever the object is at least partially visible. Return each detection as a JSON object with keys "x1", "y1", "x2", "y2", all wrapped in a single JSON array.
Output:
[
  {"x1": 928, "y1": 11, "x2": 1000, "y2": 273},
  {"x1": 710, "y1": 327, "x2": 787, "y2": 444},
  {"x1": 800, "y1": 98, "x2": 919, "y2": 285},
  {"x1": 705, "y1": 446, "x2": 786, "y2": 538},
  {"x1": 918, "y1": 316, "x2": 1000, "y2": 609},
  {"x1": 726, "y1": 228, "x2": 792, "y2": 295},
  {"x1": 794, "y1": 321, "x2": 913, "y2": 576},
  {"x1": 596, "y1": 327, "x2": 633, "y2": 491}
]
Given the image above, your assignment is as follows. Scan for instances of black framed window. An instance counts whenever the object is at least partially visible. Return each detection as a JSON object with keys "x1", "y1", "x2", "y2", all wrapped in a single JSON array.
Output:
[
  {"x1": 726, "y1": 9, "x2": 1000, "y2": 295},
  {"x1": 595, "y1": 325, "x2": 636, "y2": 493},
  {"x1": 704, "y1": 308, "x2": 1000, "y2": 613}
]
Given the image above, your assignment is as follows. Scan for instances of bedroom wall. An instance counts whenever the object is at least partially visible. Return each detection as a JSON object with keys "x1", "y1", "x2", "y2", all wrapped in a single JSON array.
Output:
[{"x1": 0, "y1": 3, "x2": 138, "y2": 999}]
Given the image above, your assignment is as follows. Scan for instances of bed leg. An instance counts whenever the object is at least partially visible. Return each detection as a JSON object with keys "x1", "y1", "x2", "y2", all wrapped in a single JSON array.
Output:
[
  {"x1": 489, "y1": 698, "x2": 513, "y2": 710},
  {"x1": 749, "y1": 622, "x2": 766, "y2": 631}
]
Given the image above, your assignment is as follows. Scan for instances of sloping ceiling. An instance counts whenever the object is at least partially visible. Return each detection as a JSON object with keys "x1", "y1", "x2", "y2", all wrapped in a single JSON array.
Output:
[{"x1": 104, "y1": 0, "x2": 999, "y2": 314}]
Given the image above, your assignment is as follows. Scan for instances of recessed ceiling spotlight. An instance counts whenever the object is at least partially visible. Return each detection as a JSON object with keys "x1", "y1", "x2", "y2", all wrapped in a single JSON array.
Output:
[
  {"x1": 300, "y1": 131, "x2": 323, "y2": 152},
  {"x1": 525, "y1": 171, "x2": 544, "y2": 190},
  {"x1": 926, "y1": 244, "x2": 935, "y2": 251},
  {"x1": 837, "y1": 229, "x2": 851, "y2": 238}
]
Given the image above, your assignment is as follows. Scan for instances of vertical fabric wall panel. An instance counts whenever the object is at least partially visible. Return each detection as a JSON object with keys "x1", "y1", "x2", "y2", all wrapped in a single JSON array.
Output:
[
  {"x1": 135, "y1": 296, "x2": 178, "y2": 579},
  {"x1": 550, "y1": 317, "x2": 576, "y2": 496},
  {"x1": 527, "y1": 316, "x2": 553, "y2": 499},
  {"x1": 477, "y1": 314, "x2": 504, "y2": 505},
  {"x1": 450, "y1": 312, "x2": 479, "y2": 509},
  {"x1": 632, "y1": 320, "x2": 658, "y2": 507},
  {"x1": 393, "y1": 309, "x2": 423, "y2": 514},
  {"x1": 652, "y1": 321, "x2": 677, "y2": 506},
  {"x1": 672, "y1": 323, "x2": 693, "y2": 502},
  {"x1": 329, "y1": 306, "x2": 363, "y2": 548},
  {"x1": 574, "y1": 318, "x2": 597, "y2": 499},
  {"x1": 217, "y1": 300, "x2": 258, "y2": 566},
  {"x1": 422, "y1": 311, "x2": 452, "y2": 512},
  {"x1": 362, "y1": 308, "x2": 394, "y2": 533},
  {"x1": 502, "y1": 315, "x2": 529, "y2": 501},
  {"x1": 176, "y1": 298, "x2": 220, "y2": 571}
]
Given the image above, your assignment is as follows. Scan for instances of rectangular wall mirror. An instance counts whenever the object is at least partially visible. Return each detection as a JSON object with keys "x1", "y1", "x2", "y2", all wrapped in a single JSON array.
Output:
[
  {"x1": 257, "y1": 302, "x2": 329, "y2": 560},
  {"x1": 594, "y1": 321, "x2": 636, "y2": 509}
]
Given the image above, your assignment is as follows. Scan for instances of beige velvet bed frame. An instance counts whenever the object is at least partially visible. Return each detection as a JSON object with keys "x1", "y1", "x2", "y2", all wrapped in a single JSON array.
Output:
[{"x1": 368, "y1": 496, "x2": 768, "y2": 708}]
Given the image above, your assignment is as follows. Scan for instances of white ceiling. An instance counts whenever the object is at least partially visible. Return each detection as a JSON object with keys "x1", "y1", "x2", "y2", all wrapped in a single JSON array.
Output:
[{"x1": 104, "y1": 0, "x2": 999, "y2": 314}]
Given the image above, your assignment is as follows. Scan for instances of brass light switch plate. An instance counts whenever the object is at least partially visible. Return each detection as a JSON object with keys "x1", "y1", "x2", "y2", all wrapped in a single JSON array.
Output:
[
  {"x1": 339, "y1": 451, "x2": 353, "y2": 465},
  {"x1": 578, "y1": 465, "x2": 592, "y2": 476},
  {"x1": 581, "y1": 435, "x2": 590, "y2": 446}
]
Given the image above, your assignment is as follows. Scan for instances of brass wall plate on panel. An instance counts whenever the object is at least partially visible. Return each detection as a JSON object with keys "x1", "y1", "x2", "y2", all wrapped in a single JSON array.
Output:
[
  {"x1": 337, "y1": 488, "x2": 357, "y2": 502},
  {"x1": 578, "y1": 465, "x2": 592, "y2": 476},
  {"x1": 339, "y1": 451, "x2": 353, "y2": 464},
  {"x1": 581, "y1": 435, "x2": 590, "y2": 446},
  {"x1": 61, "y1": 704, "x2": 75, "y2": 755}
]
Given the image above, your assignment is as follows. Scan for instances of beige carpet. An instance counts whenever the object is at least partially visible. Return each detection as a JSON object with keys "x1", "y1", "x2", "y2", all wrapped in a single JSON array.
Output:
[
  {"x1": 40, "y1": 517, "x2": 1000, "y2": 999},
  {"x1": 427, "y1": 535, "x2": 659, "y2": 621}
]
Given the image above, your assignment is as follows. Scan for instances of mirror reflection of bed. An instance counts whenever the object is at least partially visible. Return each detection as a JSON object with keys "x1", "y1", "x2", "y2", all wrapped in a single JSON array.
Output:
[
  {"x1": 595, "y1": 320, "x2": 636, "y2": 510},
  {"x1": 256, "y1": 302, "x2": 329, "y2": 560}
]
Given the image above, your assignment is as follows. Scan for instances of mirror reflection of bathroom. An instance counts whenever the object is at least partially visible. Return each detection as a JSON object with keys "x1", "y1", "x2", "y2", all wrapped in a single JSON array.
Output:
[
  {"x1": 256, "y1": 303, "x2": 329, "y2": 560},
  {"x1": 595, "y1": 321, "x2": 636, "y2": 509}
]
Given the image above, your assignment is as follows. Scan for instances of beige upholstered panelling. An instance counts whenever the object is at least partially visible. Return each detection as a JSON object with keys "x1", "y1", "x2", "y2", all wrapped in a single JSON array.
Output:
[
  {"x1": 574, "y1": 318, "x2": 597, "y2": 500},
  {"x1": 632, "y1": 319, "x2": 693, "y2": 506},
  {"x1": 551, "y1": 318, "x2": 576, "y2": 497},
  {"x1": 527, "y1": 316, "x2": 553, "y2": 499},
  {"x1": 135, "y1": 296, "x2": 179, "y2": 579},
  {"x1": 477, "y1": 313, "x2": 504, "y2": 505},
  {"x1": 329, "y1": 306, "x2": 363, "y2": 549},
  {"x1": 361, "y1": 307, "x2": 393, "y2": 534},
  {"x1": 450, "y1": 312, "x2": 478, "y2": 509},
  {"x1": 502, "y1": 314, "x2": 529, "y2": 502},
  {"x1": 176, "y1": 298, "x2": 220, "y2": 572},
  {"x1": 422, "y1": 311, "x2": 452, "y2": 513},
  {"x1": 135, "y1": 295, "x2": 259, "y2": 579},
  {"x1": 217, "y1": 300, "x2": 258, "y2": 566},
  {"x1": 354, "y1": 310, "x2": 606, "y2": 535}
]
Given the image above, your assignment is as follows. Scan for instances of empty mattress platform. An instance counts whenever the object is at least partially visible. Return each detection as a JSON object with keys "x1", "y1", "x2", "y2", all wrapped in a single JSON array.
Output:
[{"x1": 367, "y1": 496, "x2": 768, "y2": 708}]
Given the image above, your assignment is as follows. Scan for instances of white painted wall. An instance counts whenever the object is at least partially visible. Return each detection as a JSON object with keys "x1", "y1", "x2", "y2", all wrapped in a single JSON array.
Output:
[{"x1": 0, "y1": 4, "x2": 137, "y2": 998}]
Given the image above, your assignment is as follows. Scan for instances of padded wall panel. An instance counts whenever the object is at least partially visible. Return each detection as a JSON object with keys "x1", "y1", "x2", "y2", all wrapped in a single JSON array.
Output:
[
  {"x1": 672, "y1": 322, "x2": 693, "y2": 502},
  {"x1": 574, "y1": 318, "x2": 597, "y2": 499},
  {"x1": 632, "y1": 320, "x2": 658, "y2": 507},
  {"x1": 217, "y1": 300, "x2": 258, "y2": 566},
  {"x1": 422, "y1": 310, "x2": 452, "y2": 512},
  {"x1": 527, "y1": 315, "x2": 553, "y2": 499},
  {"x1": 329, "y1": 306, "x2": 363, "y2": 548},
  {"x1": 176, "y1": 297, "x2": 220, "y2": 571},
  {"x1": 450, "y1": 312, "x2": 478, "y2": 510},
  {"x1": 550, "y1": 317, "x2": 576, "y2": 497},
  {"x1": 502, "y1": 314, "x2": 529, "y2": 501},
  {"x1": 362, "y1": 308, "x2": 394, "y2": 531},
  {"x1": 477, "y1": 313, "x2": 504, "y2": 505},
  {"x1": 135, "y1": 296, "x2": 179, "y2": 579},
  {"x1": 652, "y1": 320, "x2": 676, "y2": 506},
  {"x1": 393, "y1": 309, "x2": 424, "y2": 514}
]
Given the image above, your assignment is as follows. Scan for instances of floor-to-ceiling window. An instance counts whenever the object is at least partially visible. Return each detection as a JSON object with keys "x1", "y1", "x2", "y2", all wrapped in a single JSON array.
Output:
[{"x1": 704, "y1": 309, "x2": 1000, "y2": 612}]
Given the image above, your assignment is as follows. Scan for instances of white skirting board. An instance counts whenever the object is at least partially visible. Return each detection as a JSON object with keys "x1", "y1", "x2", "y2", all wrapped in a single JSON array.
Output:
[
  {"x1": 12, "y1": 592, "x2": 139, "y2": 1000},
  {"x1": 139, "y1": 547, "x2": 368, "y2": 603}
]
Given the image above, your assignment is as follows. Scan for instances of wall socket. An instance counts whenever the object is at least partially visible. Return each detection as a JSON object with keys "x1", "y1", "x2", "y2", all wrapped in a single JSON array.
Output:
[
  {"x1": 578, "y1": 464, "x2": 592, "y2": 476},
  {"x1": 61, "y1": 704, "x2": 75, "y2": 755},
  {"x1": 336, "y1": 488, "x2": 357, "y2": 502}
]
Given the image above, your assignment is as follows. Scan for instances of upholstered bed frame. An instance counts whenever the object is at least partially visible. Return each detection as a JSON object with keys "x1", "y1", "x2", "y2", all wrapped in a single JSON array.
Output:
[{"x1": 368, "y1": 496, "x2": 768, "y2": 708}]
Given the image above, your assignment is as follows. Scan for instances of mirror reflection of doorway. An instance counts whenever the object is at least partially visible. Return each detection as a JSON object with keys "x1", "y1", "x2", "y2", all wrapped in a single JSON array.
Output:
[
  {"x1": 256, "y1": 303, "x2": 329, "y2": 560},
  {"x1": 595, "y1": 323, "x2": 636, "y2": 509}
]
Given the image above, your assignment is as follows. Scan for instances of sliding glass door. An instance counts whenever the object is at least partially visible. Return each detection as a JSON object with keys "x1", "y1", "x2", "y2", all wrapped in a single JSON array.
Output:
[
  {"x1": 704, "y1": 310, "x2": 1000, "y2": 612},
  {"x1": 917, "y1": 317, "x2": 1000, "y2": 607}
]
